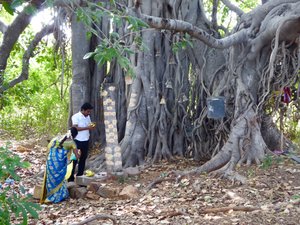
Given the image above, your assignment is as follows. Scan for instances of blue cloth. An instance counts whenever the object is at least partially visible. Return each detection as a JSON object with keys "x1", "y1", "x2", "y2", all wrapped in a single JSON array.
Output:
[{"x1": 45, "y1": 140, "x2": 69, "y2": 203}]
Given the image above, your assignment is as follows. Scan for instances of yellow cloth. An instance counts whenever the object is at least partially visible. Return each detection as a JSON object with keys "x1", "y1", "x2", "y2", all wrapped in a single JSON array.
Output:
[{"x1": 65, "y1": 161, "x2": 73, "y2": 180}]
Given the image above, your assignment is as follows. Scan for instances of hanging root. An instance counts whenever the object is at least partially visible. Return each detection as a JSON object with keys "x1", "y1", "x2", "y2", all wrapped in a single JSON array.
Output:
[
  {"x1": 146, "y1": 104, "x2": 273, "y2": 189},
  {"x1": 150, "y1": 108, "x2": 270, "y2": 186}
]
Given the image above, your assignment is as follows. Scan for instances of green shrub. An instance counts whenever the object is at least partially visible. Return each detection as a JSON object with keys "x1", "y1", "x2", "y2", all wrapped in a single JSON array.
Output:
[
  {"x1": 0, "y1": 142, "x2": 41, "y2": 225},
  {"x1": 0, "y1": 29, "x2": 71, "y2": 139},
  {"x1": 260, "y1": 154, "x2": 274, "y2": 170}
]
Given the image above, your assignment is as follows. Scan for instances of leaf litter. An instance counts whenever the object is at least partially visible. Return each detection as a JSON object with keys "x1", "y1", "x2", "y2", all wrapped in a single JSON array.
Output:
[{"x1": 1, "y1": 139, "x2": 300, "y2": 224}]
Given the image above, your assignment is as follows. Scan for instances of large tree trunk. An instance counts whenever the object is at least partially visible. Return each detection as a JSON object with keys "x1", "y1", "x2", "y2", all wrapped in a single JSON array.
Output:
[
  {"x1": 70, "y1": 17, "x2": 91, "y2": 114},
  {"x1": 70, "y1": 13, "x2": 108, "y2": 145},
  {"x1": 179, "y1": 0, "x2": 300, "y2": 181},
  {"x1": 70, "y1": 0, "x2": 300, "y2": 179},
  {"x1": 120, "y1": 0, "x2": 206, "y2": 166},
  {"x1": 119, "y1": 0, "x2": 300, "y2": 177}
]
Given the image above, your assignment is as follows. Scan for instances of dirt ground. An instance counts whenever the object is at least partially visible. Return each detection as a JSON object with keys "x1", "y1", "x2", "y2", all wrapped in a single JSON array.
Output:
[{"x1": 2, "y1": 138, "x2": 300, "y2": 225}]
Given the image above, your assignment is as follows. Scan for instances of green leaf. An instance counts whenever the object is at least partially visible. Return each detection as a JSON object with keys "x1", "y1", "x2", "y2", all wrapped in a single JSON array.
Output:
[
  {"x1": 123, "y1": 48, "x2": 134, "y2": 55},
  {"x1": 94, "y1": 54, "x2": 105, "y2": 66},
  {"x1": 110, "y1": 32, "x2": 120, "y2": 40},
  {"x1": 86, "y1": 31, "x2": 92, "y2": 40},
  {"x1": 22, "y1": 161, "x2": 31, "y2": 168},
  {"x1": 23, "y1": 202, "x2": 40, "y2": 219},
  {"x1": 83, "y1": 52, "x2": 96, "y2": 60},
  {"x1": 24, "y1": 5, "x2": 37, "y2": 15},
  {"x1": 10, "y1": 0, "x2": 23, "y2": 9},
  {"x1": 109, "y1": 0, "x2": 116, "y2": 6},
  {"x1": 14, "y1": 202, "x2": 23, "y2": 218},
  {"x1": 2, "y1": 2, "x2": 14, "y2": 15},
  {"x1": 20, "y1": 204, "x2": 28, "y2": 225},
  {"x1": 136, "y1": 18, "x2": 149, "y2": 28},
  {"x1": 45, "y1": 0, "x2": 54, "y2": 7},
  {"x1": 186, "y1": 39, "x2": 193, "y2": 47}
]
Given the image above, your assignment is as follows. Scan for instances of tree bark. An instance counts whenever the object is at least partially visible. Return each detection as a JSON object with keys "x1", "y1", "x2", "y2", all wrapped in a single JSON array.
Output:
[
  {"x1": 68, "y1": 0, "x2": 300, "y2": 179},
  {"x1": 0, "y1": 6, "x2": 33, "y2": 96}
]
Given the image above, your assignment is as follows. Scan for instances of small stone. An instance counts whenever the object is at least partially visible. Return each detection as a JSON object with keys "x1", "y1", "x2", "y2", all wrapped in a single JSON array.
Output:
[
  {"x1": 119, "y1": 185, "x2": 139, "y2": 198},
  {"x1": 87, "y1": 182, "x2": 101, "y2": 193},
  {"x1": 69, "y1": 187, "x2": 87, "y2": 199},
  {"x1": 96, "y1": 187, "x2": 118, "y2": 198},
  {"x1": 123, "y1": 167, "x2": 140, "y2": 176},
  {"x1": 76, "y1": 176, "x2": 95, "y2": 186},
  {"x1": 86, "y1": 192, "x2": 100, "y2": 200},
  {"x1": 33, "y1": 184, "x2": 42, "y2": 199},
  {"x1": 283, "y1": 208, "x2": 290, "y2": 214},
  {"x1": 67, "y1": 182, "x2": 77, "y2": 189}
]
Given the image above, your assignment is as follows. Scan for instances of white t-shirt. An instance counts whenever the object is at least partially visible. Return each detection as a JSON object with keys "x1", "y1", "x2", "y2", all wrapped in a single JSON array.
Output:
[{"x1": 72, "y1": 111, "x2": 91, "y2": 141}]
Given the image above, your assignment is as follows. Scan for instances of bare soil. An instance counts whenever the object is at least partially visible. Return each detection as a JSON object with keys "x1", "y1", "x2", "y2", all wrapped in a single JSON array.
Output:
[{"x1": 2, "y1": 138, "x2": 300, "y2": 225}]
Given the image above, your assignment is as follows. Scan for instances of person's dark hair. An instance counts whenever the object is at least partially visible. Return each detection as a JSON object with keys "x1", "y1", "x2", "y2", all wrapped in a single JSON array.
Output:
[
  {"x1": 70, "y1": 127, "x2": 78, "y2": 139},
  {"x1": 81, "y1": 102, "x2": 93, "y2": 111},
  {"x1": 58, "y1": 127, "x2": 78, "y2": 148}
]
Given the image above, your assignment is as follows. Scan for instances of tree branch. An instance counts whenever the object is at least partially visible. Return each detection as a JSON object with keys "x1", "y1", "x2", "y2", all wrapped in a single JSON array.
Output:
[
  {"x1": 53, "y1": 0, "x2": 109, "y2": 7},
  {"x1": 0, "y1": 6, "x2": 32, "y2": 76},
  {"x1": 220, "y1": 0, "x2": 244, "y2": 17},
  {"x1": 0, "y1": 3, "x2": 43, "y2": 92},
  {"x1": 0, "y1": 20, "x2": 7, "y2": 33},
  {"x1": 211, "y1": 0, "x2": 219, "y2": 30},
  {"x1": 246, "y1": 0, "x2": 299, "y2": 30},
  {"x1": 0, "y1": 24, "x2": 55, "y2": 92},
  {"x1": 131, "y1": 9, "x2": 248, "y2": 49}
]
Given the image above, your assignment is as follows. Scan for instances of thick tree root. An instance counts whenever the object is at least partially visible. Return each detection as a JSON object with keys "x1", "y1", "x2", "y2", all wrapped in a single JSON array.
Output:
[
  {"x1": 145, "y1": 177, "x2": 176, "y2": 191},
  {"x1": 146, "y1": 108, "x2": 272, "y2": 187},
  {"x1": 211, "y1": 170, "x2": 247, "y2": 184},
  {"x1": 71, "y1": 214, "x2": 117, "y2": 225}
]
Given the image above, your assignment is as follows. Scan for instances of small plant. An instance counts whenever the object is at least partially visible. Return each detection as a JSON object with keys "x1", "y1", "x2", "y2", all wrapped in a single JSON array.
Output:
[
  {"x1": 117, "y1": 175, "x2": 127, "y2": 184},
  {"x1": 260, "y1": 154, "x2": 274, "y2": 170},
  {"x1": 160, "y1": 172, "x2": 168, "y2": 178},
  {"x1": 0, "y1": 142, "x2": 41, "y2": 225},
  {"x1": 291, "y1": 194, "x2": 300, "y2": 200}
]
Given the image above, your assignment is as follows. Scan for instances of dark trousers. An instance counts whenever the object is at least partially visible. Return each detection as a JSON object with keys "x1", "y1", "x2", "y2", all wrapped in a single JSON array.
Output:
[{"x1": 69, "y1": 140, "x2": 89, "y2": 181}]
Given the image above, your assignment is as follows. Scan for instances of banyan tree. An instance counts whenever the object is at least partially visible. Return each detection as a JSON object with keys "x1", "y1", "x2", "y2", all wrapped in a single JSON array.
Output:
[
  {"x1": 84, "y1": 0, "x2": 300, "y2": 181},
  {"x1": 1, "y1": 0, "x2": 300, "y2": 181}
]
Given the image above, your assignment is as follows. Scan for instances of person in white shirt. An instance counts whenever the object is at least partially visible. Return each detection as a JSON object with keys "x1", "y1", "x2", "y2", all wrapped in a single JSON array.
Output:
[{"x1": 68, "y1": 102, "x2": 95, "y2": 182}]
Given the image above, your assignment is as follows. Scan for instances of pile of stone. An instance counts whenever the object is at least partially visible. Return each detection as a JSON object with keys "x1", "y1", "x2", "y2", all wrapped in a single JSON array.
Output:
[{"x1": 33, "y1": 167, "x2": 141, "y2": 201}]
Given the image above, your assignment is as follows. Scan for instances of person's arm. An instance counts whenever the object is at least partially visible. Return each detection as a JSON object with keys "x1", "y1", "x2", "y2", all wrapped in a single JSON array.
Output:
[
  {"x1": 73, "y1": 124, "x2": 94, "y2": 131},
  {"x1": 73, "y1": 148, "x2": 81, "y2": 159},
  {"x1": 63, "y1": 141, "x2": 81, "y2": 159},
  {"x1": 72, "y1": 114, "x2": 94, "y2": 131}
]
